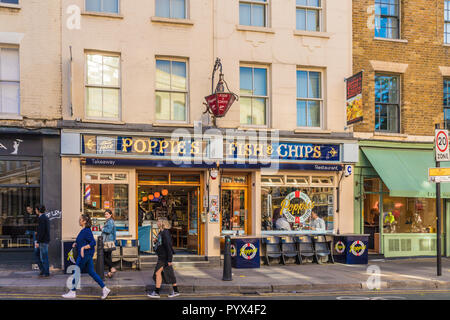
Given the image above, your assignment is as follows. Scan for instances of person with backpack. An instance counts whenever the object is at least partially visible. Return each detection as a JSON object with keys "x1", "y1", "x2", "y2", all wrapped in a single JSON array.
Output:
[
  {"x1": 62, "y1": 213, "x2": 111, "y2": 300},
  {"x1": 35, "y1": 205, "x2": 50, "y2": 277},
  {"x1": 101, "y1": 209, "x2": 117, "y2": 278},
  {"x1": 147, "y1": 217, "x2": 179, "y2": 298}
]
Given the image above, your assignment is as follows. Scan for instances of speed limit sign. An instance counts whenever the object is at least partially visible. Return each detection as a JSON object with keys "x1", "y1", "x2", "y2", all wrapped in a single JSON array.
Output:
[{"x1": 436, "y1": 129, "x2": 450, "y2": 161}]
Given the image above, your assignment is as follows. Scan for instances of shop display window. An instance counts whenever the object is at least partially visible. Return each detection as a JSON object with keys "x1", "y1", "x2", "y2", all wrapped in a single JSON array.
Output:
[
  {"x1": 382, "y1": 196, "x2": 437, "y2": 234},
  {"x1": 83, "y1": 172, "x2": 129, "y2": 232},
  {"x1": 261, "y1": 175, "x2": 335, "y2": 232},
  {"x1": 0, "y1": 160, "x2": 41, "y2": 249}
]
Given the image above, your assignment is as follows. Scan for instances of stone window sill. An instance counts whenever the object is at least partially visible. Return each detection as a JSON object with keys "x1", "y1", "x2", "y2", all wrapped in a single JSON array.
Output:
[
  {"x1": 81, "y1": 11, "x2": 124, "y2": 19},
  {"x1": 236, "y1": 25, "x2": 275, "y2": 34},
  {"x1": 374, "y1": 37, "x2": 408, "y2": 43},
  {"x1": 293, "y1": 30, "x2": 331, "y2": 39},
  {"x1": 374, "y1": 131, "x2": 408, "y2": 138},
  {"x1": 0, "y1": 3, "x2": 20, "y2": 10},
  {"x1": 444, "y1": 43, "x2": 450, "y2": 47},
  {"x1": 0, "y1": 114, "x2": 23, "y2": 120},
  {"x1": 294, "y1": 128, "x2": 331, "y2": 134},
  {"x1": 151, "y1": 16, "x2": 194, "y2": 26},
  {"x1": 82, "y1": 119, "x2": 125, "y2": 125},
  {"x1": 153, "y1": 122, "x2": 193, "y2": 128}
]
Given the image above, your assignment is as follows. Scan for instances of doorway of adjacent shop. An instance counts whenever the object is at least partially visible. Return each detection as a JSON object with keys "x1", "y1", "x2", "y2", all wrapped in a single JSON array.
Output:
[
  {"x1": 220, "y1": 174, "x2": 250, "y2": 235},
  {"x1": 137, "y1": 172, "x2": 201, "y2": 255}
]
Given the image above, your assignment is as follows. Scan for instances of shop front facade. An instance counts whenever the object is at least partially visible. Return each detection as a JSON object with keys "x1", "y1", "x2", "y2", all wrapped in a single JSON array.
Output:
[
  {"x1": 61, "y1": 130, "x2": 357, "y2": 260},
  {"x1": 0, "y1": 131, "x2": 61, "y2": 267},
  {"x1": 354, "y1": 140, "x2": 450, "y2": 258}
]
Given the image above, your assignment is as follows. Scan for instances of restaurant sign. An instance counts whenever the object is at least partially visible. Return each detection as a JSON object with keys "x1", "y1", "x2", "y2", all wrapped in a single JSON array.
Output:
[{"x1": 81, "y1": 135, "x2": 341, "y2": 163}]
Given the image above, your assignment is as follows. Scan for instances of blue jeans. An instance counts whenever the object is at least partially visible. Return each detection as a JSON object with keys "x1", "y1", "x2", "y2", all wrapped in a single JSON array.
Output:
[
  {"x1": 34, "y1": 243, "x2": 49, "y2": 276},
  {"x1": 72, "y1": 254, "x2": 105, "y2": 291}
]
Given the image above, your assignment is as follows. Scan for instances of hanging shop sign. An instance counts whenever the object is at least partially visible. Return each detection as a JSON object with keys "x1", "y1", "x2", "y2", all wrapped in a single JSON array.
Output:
[
  {"x1": 345, "y1": 71, "x2": 363, "y2": 125},
  {"x1": 280, "y1": 191, "x2": 314, "y2": 223},
  {"x1": 81, "y1": 135, "x2": 341, "y2": 163}
]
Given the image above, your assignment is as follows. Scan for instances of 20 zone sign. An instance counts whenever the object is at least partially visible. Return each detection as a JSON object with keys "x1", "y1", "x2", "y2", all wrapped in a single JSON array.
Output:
[{"x1": 436, "y1": 129, "x2": 449, "y2": 161}]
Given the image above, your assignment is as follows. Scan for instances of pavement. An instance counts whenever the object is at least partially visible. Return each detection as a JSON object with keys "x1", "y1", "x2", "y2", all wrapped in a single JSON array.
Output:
[{"x1": 1, "y1": 257, "x2": 450, "y2": 298}]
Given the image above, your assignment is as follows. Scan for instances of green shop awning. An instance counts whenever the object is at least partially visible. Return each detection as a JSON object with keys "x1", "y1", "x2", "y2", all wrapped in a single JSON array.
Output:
[{"x1": 361, "y1": 147, "x2": 450, "y2": 198}]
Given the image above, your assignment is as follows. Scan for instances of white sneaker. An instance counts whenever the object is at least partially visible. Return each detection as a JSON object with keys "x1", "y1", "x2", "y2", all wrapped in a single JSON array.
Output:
[
  {"x1": 62, "y1": 291, "x2": 76, "y2": 299},
  {"x1": 168, "y1": 291, "x2": 180, "y2": 298},
  {"x1": 147, "y1": 291, "x2": 160, "y2": 298},
  {"x1": 101, "y1": 287, "x2": 111, "y2": 300}
]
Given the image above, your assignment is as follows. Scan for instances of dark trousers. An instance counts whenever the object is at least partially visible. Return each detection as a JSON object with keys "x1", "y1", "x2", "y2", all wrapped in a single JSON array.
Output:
[{"x1": 104, "y1": 251, "x2": 113, "y2": 271}]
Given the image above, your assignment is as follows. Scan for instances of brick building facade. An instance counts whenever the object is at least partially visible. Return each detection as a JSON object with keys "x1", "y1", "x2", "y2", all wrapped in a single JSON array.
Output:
[{"x1": 352, "y1": 0, "x2": 450, "y2": 258}]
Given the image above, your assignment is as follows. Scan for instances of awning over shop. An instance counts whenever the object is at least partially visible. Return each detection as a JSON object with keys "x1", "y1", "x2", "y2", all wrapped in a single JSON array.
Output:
[{"x1": 361, "y1": 147, "x2": 450, "y2": 198}]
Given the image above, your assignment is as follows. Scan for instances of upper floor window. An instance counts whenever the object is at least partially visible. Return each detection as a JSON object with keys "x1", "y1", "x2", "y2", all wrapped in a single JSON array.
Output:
[
  {"x1": 156, "y1": 0, "x2": 186, "y2": 19},
  {"x1": 445, "y1": 0, "x2": 450, "y2": 44},
  {"x1": 0, "y1": 48, "x2": 20, "y2": 115},
  {"x1": 239, "y1": 0, "x2": 268, "y2": 27},
  {"x1": 240, "y1": 65, "x2": 268, "y2": 126},
  {"x1": 375, "y1": 74, "x2": 400, "y2": 133},
  {"x1": 296, "y1": 0, "x2": 321, "y2": 32},
  {"x1": 444, "y1": 79, "x2": 450, "y2": 129},
  {"x1": 0, "y1": 0, "x2": 19, "y2": 4},
  {"x1": 297, "y1": 70, "x2": 322, "y2": 128},
  {"x1": 374, "y1": 0, "x2": 399, "y2": 39},
  {"x1": 85, "y1": 53, "x2": 120, "y2": 120},
  {"x1": 86, "y1": 0, "x2": 119, "y2": 14},
  {"x1": 155, "y1": 58, "x2": 188, "y2": 122}
]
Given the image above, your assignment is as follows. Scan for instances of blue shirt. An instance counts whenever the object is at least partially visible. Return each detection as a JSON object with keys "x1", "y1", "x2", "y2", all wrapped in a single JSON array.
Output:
[
  {"x1": 101, "y1": 218, "x2": 116, "y2": 242},
  {"x1": 75, "y1": 227, "x2": 96, "y2": 256}
]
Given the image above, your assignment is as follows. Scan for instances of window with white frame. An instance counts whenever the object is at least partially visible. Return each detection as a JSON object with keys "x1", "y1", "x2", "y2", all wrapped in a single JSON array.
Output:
[
  {"x1": 86, "y1": 53, "x2": 120, "y2": 120},
  {"x1": 296, "y1": 0, "x2": 322, "y2": 32},
  {"x1": 374, "y1": 0, "x2": 400, "y2": 39},
  {"x1": 297, "y1": 70, "x2": 322, "y2": 128},
  {"x1": 155, "y1": 58, "x2": 188, "y2": 122},
  {"x1": 85, "y1": 0, "x2": 119, "y2": 13},
  {"x1": 239, "y1": 0, "x2": 268, "y2": 27},
  {"x1": 240, "y1": 65, "x2": 268, "y2": 126},
  {"x1": 0, "y1": 48, "x2": 20, "y2": 115},
  {"x1": 375, "y1": 74, "x2": 400, "y2": 133},
  {"x1": 444, "y1": 79, "x2": 450, "y2": 129},
  {"x1": 155, "y1": 0, "x2": 186, "y2": 19},
  {"x1": 445, "y1": 0, "x2": 450, "y2": 44}
]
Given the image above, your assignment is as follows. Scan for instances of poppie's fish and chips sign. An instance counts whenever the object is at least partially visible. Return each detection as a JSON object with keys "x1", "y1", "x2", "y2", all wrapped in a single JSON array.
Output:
[{"x1": 81, "y1": 134, "x2": 342, "y2": 169}]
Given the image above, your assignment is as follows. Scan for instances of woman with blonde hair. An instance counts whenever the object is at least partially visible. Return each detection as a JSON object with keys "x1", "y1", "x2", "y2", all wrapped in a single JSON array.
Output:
[{"x1": 147, "y1": 217, "x2": 179, "y2": 298}]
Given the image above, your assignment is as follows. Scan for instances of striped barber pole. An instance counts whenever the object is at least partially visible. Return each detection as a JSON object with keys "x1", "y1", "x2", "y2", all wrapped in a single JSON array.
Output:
[{"x1": 84, "y1": 184, "x2": 91, "y2": 203}]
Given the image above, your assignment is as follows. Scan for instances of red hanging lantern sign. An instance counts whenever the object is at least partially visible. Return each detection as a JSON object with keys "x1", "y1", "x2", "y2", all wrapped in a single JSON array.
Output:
[
  {"x1": 205, "y1": 92, "x2": 237, "y2": 118},
  {"x1": 204, "y1": 58, "x2": 238, "y2": 123}
]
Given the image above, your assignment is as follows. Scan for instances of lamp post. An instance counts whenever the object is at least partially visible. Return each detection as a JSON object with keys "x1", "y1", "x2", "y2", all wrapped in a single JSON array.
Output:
[{"x1": 204, "y1": 58, "x2": 238, "y2": 127}]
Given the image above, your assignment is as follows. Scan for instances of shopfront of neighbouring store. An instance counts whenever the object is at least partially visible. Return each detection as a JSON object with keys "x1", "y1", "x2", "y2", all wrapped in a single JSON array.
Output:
[
  {"x1": 354, "y1": 140, "x2": 450, "y2": 258},
  {"x1": 0, "y1": 131, "x2": 61, "y2": 268},
  {"x1": 61, "y1": 130, "x2": 358, "y2": 260}
]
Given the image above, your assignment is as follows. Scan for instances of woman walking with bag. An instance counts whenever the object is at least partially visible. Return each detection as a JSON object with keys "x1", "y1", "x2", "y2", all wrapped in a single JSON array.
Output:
[
  {"x1": 147, "y1": 217, "x2": 179, "y2": 298},
  {"x1": 62, "y1": 214, "x2": 111, "y2": 299},
  {"x1": 102, "y1": 209, "x2": 117, "y2": 278}
]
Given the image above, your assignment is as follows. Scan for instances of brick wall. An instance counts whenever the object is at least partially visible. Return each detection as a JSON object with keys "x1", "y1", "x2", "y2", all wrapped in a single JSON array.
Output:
[{"x1": 353, "y1": 0, "x2": 450, "y2": 135}]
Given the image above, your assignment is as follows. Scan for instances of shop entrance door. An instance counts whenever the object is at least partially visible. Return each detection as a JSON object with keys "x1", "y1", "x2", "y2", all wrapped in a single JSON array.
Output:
[
  {"x1": 221, "y1": 189, "x2": 248, "y2": 233},
  {"x1": 137, "y1": 172, "x2": 201, "y2": 254}
]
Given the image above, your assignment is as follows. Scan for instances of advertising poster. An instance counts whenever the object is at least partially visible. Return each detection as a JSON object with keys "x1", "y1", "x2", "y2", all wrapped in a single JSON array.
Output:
[
  {"x1": 209, "y1": 195, "x2": 219, "y2": 223},
  {"x1": 346, "y1": 71, "x2": 363, "y2": 125}
]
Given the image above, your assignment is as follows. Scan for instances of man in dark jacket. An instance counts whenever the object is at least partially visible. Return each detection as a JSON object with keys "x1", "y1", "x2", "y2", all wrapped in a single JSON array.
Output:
[{"x1": 34, "y1": 205, "x2": 50, "y2": 277}]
